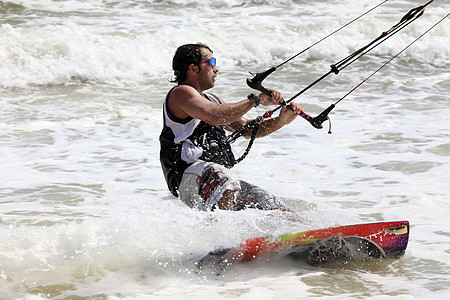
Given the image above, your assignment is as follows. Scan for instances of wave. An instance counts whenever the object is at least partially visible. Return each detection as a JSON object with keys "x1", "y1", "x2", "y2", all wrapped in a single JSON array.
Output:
[
  {"x1": 1, "y1": 0, "x2": 448, "y2": 88},
  {"x1": 0, "y1": 23, "x2": 163, "y2": 88}
]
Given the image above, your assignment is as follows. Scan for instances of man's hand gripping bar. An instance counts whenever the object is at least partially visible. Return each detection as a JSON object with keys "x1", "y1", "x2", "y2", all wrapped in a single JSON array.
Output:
[{"x1": 247, "y1": 69, "x2": 335, "y2": 131}]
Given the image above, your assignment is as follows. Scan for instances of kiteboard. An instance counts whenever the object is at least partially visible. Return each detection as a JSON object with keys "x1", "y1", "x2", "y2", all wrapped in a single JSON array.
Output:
[{"x1": 199, "y1": 221, "x2": 409, "y2": 268}]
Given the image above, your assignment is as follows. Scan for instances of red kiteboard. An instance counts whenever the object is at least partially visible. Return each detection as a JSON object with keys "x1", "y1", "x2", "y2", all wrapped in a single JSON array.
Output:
[{"x1": 199, "y1": 221, "x2": 409, "y2": 267}]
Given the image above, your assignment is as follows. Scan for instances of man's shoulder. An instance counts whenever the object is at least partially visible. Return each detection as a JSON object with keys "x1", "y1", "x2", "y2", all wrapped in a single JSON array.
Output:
[
  {"x1": 169, "y1": 85, "x2": 198, "y2": 101},
  {"x1": 170, "y1": 85, "x2": 212, "y2": 106},
  {"x1": 171, "y1": 84, "x2": 195, "y2": 94},
  {"x1": 166, "y1": 85, "x2": 209, "y2": 120}
]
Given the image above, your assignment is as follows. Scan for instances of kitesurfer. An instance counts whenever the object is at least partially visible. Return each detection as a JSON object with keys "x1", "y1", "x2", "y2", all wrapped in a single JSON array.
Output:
[{"x1": 160, "y1": 43, "x2": 303, "y2": 211}]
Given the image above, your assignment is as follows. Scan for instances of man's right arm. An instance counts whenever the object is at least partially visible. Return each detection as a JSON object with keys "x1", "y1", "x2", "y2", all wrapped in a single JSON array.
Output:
[{"x1": 168, "y1": 85, "x2": 255, "y2": 126}]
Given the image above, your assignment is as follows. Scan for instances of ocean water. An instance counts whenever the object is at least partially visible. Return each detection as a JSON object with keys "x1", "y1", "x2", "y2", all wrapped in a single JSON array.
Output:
[{"x1": 0, "y1": 0, "x2": 449, "y2": 299}]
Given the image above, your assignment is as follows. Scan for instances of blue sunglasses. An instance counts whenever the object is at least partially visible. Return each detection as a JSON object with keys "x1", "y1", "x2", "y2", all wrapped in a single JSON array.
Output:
[{"x1": 199, "y1": 57, "x2": 216, "y2": 67}]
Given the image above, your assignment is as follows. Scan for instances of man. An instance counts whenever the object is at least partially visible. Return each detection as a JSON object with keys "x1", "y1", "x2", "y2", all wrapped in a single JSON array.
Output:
[{"x1": 160, "y1": 43, "x2": 303, "y2": 212}]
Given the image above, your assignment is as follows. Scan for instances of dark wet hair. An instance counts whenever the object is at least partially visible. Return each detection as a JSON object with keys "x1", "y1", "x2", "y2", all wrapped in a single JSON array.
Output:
[{"x1": 170, "y1": 43, "x2": 213, "y2": 84}]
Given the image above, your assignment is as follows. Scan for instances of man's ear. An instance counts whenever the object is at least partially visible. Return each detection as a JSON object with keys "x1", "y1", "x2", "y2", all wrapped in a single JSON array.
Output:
[{"x1": 189, "y1": 64, "x2": 200, "y2": 74}]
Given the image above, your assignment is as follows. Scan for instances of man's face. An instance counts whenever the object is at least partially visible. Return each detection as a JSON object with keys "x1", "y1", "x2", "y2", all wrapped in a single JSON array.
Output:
[{"x1": 197, "y1": 48, "x2": 218, "y2": 90}]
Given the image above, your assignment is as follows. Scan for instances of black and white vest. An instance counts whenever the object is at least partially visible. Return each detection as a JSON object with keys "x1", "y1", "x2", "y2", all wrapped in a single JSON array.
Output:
[{"x1": 159, "y1": 87, "x2": 236, "y2": 197}]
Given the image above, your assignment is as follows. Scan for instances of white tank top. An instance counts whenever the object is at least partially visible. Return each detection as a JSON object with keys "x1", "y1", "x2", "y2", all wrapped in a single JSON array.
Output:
[
  {"x1": 163, "y1": 100, "x2": 201, "y2": 144},
  {"x1": 163, "y1": 89, "x2": 221, "y2": 163}
]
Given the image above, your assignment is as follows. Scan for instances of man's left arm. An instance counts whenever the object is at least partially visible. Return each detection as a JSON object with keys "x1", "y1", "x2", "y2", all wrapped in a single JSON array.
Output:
[
  {"x1": 222, "y1": 88, "x2": 303, "y2": 137},
  {"x1": 253, "y1": 102, "x2": 303, "y2": 137}
]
